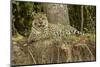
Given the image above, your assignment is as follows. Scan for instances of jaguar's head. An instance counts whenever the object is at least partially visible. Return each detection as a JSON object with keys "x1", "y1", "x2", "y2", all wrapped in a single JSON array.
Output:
[{"x1": 32, "y1": 13, "x2": 48, "y2": 31}]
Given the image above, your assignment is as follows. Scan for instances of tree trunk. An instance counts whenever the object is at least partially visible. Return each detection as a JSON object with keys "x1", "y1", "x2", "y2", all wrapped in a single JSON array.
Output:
[
  {"x1": 81, "y1": 6, "x2": 84, "y2": 32},
  {"x1": 43, "y1": 3, "x2": 70, "y2": 25}
]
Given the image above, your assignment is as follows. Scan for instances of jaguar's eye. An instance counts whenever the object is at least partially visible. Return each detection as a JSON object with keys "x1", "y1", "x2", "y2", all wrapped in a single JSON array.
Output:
[
  {"x1": 34, "y1": 23, "x2": 37, "y2": 25},
  {"x1": 42, "y1": 17, "x2": 45, "y2": 20}
]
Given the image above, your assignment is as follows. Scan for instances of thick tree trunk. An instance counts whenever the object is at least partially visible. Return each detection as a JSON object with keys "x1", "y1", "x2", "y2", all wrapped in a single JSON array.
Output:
[{"x1": 43, "y1": 3, "x2": 70, "y2": 25}]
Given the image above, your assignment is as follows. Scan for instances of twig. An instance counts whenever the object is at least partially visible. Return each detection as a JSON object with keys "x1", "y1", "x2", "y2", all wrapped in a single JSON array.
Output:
[
  {"x1": 57, "y1": 47, "x2": 60, "y2": 63},
  {"x1": 28, "y1": 46, "x2": 37, "y2": 64},
  {"x1": 84, "y1": 44, "x2": 95, "y2": 60},
  {"x1": 75, "y1": 43, "x2": 94, "y2": 60}
]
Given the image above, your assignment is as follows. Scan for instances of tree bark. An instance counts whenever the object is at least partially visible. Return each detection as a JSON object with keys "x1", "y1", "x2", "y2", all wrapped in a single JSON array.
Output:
[
  {"x1": 81, "y1": 6, "x2": 84, "y2": 32},
  {"x1": 43, "y1": 3, "x2": 70, "y2": 25}
]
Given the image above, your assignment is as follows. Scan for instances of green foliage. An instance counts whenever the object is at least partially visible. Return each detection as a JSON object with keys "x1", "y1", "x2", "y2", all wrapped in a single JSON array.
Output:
[
  {"x1": 83, "y1": 6, "x2": 96, "y2": 33},
  {"x1": 68, "y1": 5, "x2": 96, "y2": 33},
  {"x1": 12, "y1": 1, "x2": 34, "y2": 36},
  {"x1": 68, "y1": 5, "x2": 81, "y2": 31},
  {"x1": 12, "y1": 1, "x2": 43, "y2": 36}
]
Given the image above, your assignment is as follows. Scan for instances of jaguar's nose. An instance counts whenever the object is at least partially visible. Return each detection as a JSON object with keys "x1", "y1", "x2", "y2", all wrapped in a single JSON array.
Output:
[{"x1": 39, "y1": 21, "x2": 42, "y2": 24}]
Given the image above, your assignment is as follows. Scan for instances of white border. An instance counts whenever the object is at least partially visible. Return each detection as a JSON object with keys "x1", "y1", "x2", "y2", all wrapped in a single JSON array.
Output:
[
  {"x1": 16, "y1": 0, "x2": 96, "y2": 5},
  {"x1": 0, "y1": 0, "x2": 99, "y2": 67},
  {"x1": 0, "y1": 0, "x2": 10, "y2": 67}
]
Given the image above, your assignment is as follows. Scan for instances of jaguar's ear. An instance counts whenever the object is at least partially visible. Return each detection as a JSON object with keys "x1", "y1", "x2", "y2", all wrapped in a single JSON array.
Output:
[
  {"x1": 32, "y1": 12, "x2": 37, "y2": 18},
  {"x1": 32, "y1": 12, "x2": 36, "y2": 16}
]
